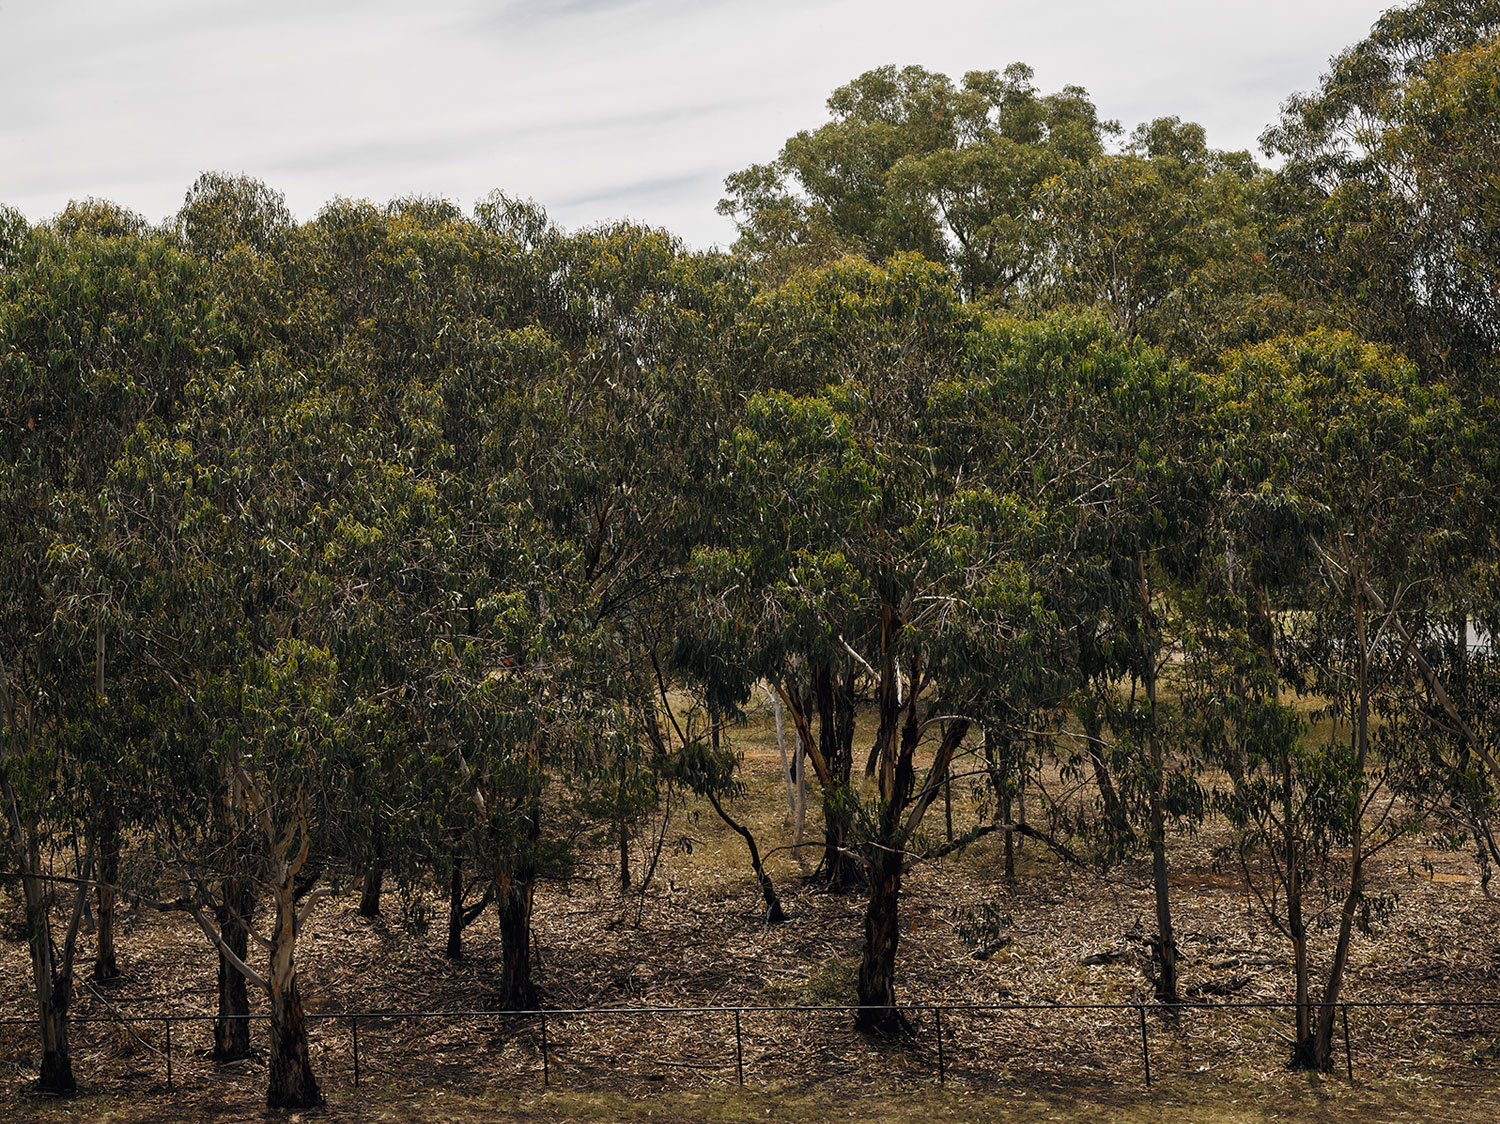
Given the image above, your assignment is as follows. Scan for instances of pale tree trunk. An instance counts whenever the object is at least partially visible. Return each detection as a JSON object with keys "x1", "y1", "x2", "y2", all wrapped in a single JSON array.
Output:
[
  {"x1": 764, "y1": 684, "x2": 795, "y2": 821},
  {"x1": 265, "y1": 877, "x2": 321, "y2": 1109}
]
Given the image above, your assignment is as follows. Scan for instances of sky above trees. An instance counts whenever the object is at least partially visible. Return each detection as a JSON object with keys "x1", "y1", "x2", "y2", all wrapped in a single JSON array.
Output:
[{"x1": 2, "y1": 0, "x2": 1396, "y2": 247}]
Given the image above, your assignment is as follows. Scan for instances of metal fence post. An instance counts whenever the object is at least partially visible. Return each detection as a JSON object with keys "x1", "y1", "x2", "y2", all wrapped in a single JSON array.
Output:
[
  {"x1": 935, "y1": 1006, "x2": 946, "y2": 1086},
  {"x1": 164, "y1": 1019, "x2": 173, "y2": 1091},
  {"x1": 1342, "y1": 1005, "x2": 1353, "y2": 1081},
  {"x1": 735, "y1": 1009, "x2": 744, "y2": 1086},
  {"x1": 351, "y1": 1016, "x2": 360, "y2": 1088},
  {"x1": 540, "y1": 1012, "x2": 550, "y2": 1087},
  {"x1": 1137, "y1": 1004, "x2": 1151, "y2": 1087}
]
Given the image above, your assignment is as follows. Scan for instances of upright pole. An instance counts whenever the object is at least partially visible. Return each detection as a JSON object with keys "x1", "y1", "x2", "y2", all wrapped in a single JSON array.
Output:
[
  {"x1": 935, "y1": 1006, "x2": 946, "y2": 1086},
  {"x1": 165, "y1": 1019, "x2": 173, "y2": 1091},
  {"x1": 540, "y1": 1012, "x2": 550, "y2": 1087},
  {"x1": 1137, "y1": 1004, "x2": 1152, "y2": 1086},
  {"x1": 1342, "y1": 1004, "x2": 1353, "y2": 1081},
  {"x1": 351, "y1": 1016, "x2": 361, "y2": 1088},
  {"x1": 735, "y1": 1009, "x2": 744, "y2": 1086}
]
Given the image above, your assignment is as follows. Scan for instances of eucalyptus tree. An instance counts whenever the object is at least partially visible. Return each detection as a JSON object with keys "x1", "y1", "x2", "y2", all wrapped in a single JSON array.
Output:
[
  {"x1": 1262, "y1": 0, "x2": 1500, "y2": 391},
  {"x1": 720, "y1": 63, "x2": 1114, "y2": 298},
  {"x1": 0, "y1": 212, "x2": 224, "y2": 1093},
  {"x1": 162, "y1": 174, "x2": 303, "y2": 1060},
  {"x1": 137, "y1": 339, "x2": 402, "y2": 1107},
  {"x1": 1208, "y1": 329, "x2": 1464, "y2": 1068},
  {"x1": 705, "y1": 254, "x2": 1052, "y2": 1027},
  {"x1": 1032, "y1": 117, "x2": 1279, "y2": 363},
  {"x1": 960, "y1": 313, "x2": 1217, "y2": 1001},
  {"x1": 287, "y1": 194, "x2": 490, "y2": 918},
  {"x1": 0, "y1": 204, "x2": 26, "y2": 265}
]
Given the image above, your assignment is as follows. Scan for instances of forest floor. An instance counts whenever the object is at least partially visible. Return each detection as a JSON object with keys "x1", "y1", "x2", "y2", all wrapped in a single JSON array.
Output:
[{"x1": 3, "y1": 699, "x2": 1500, "y2": 1121}]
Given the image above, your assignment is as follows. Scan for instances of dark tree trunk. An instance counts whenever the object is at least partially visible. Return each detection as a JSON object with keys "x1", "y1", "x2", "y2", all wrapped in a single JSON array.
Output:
[
  {"x1": 617, "y1": 813, "x2": 631, "y2": 891},
  {"x1": 92, "y1": 809, "x2": 121, "y2": 983},
  {"x1": 705, "y1": 788, "x2": 787, "y2": 923},
  {"x1": 35, "y1": 939, "x2": 76, "y2": 1097},
  {"x1": 982, "y1": 729, "x2": 1017, "y2": 882},
  {"x1": 816, "y1": 663, "x2": 861, "y2": 891},
  {"x1": 37, "y1": 1007, "x2": 75, "y2": 1098},
  {"x1": 214, "y1": 879, "x2": 253, "y2": 1063},
  {"x1": 1003, "y1": 803, "x2": 1015, "y2": 880},
  {"x1": 855, "y1": 845, "x2": 906, "y2": 1033},
  {"x1": 496, "y1": 784, "x2": 543, "y2": 1009},
  {"x1": 1082, "y1": 702, "x2": 1134, "y2": 857},
  {"x1": 357, "y1": 861, "x2": 384, "y2": 918},
  {"x1": 266, "y1": 974, "x2": 321, "y2": 1109},
  {"x1": 496, "y1": 871, "x2": 538, "y2": 1009},
  {"x1": 1294, "y1": 585, "x2": 1371, "y2": 1070},
  {"x1": 446, "y1": 852, "x2": 466, "y2": 960},
  {"x1": 15, "y1": 829, "x2": 87, "y2": 1097}
]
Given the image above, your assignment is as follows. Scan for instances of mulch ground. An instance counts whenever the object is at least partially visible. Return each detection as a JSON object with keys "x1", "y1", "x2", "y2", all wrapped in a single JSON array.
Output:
[{"x1": 4, "y1": 744, "x2": 1499, "y2": 1117}]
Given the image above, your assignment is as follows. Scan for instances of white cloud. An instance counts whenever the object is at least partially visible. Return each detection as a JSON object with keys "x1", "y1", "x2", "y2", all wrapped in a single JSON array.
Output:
[{"x1": 0, "y1": 0, "x2": 1394, "y2": 247}]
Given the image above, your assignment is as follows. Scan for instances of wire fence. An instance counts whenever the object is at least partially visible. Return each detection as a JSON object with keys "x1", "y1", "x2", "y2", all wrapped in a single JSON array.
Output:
[{"x1": 4, "y1": 997, "x2": 1500, "y2": 1097}]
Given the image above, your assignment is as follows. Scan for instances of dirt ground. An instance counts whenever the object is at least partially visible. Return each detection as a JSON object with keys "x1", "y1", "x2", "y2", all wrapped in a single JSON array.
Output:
[{"x1": 3, "y1": 702, "x2": 1499, "y2": 1120}]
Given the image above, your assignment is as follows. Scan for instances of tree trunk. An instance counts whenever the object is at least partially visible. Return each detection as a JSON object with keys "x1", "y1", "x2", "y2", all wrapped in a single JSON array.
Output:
[
  {"x1": 617, "y1": 814, "x2": 631, "y2": 892},
  {"x1": 794, "y1": 738, "x2": 806, "y2": 848},
  {"x1": 214, "y1": 879, "x2": 253, "y2": 1063},
  {"x1": 446, "y1": 852, "x2": 466, "y2": 960},
  {"x1": 1287, "y1": 859, "x2": 1314, "y2": 1065},
  {"x1": 26, "y1": 871, "x2": 77, "y2": 1096},
  {"x1": 767, "y1": 686, "x2": 795, "y2": 820},
  {"x1": 1148, "y1": 792, "x2": 1178, "y2": 1003},
  {"x1": 92, "y1": 808, "x2": 121, "y2": 983},
  {"x1": 496, "y1": 870, "x2": 538, "y2": 1009},
  {"x1": 982, "y1": 729, "x2": 1017, "y2": 882},
  {"x1": 37, "y1": 997, "x2": 74, "y2": 1097},
  {"x1": 816, "y1": 663, "x2": 861, "y2": 890},
  {"x1": 1298, "y1": 579, "x2": 1371, "y2": 1069},
  {"x1": 12, "y1": 819, "x2": 88, "y2": 1097},
  {"x1": 265, "y1": 883, "x2": 321, "y2": 1110},
  {"x1": 1082, "y1": 701, "x2": 1133, "y2": 857},
  {"x1": 357, "y1": 860, "x2": 384, "y2": 918},
  {"x1": 1139, "y1": 552, "x2": 1178, "y2": 1004},
  {"x1": 855, "y1": 845, "x2": 906, "y2": 1033},
  {"x1": 706, "y1": 788, "x2": 787, "y2": 923},
  {"x1": 266, "y1": 973, "x2": 320, "y2": 1109}
]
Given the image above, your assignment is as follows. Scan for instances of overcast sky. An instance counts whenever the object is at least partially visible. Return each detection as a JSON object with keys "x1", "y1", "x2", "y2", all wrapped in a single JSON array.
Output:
[{"x1": 1, "y1": 0, "x2": 1395, "y2": 249}]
